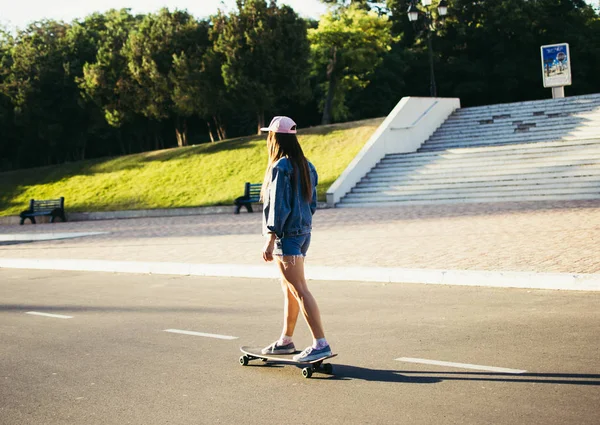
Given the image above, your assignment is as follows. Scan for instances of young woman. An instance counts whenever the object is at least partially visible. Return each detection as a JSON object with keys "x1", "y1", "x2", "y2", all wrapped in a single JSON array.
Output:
[{"x1": 260, "y1": 116, "x2": 332, "y2": 362}]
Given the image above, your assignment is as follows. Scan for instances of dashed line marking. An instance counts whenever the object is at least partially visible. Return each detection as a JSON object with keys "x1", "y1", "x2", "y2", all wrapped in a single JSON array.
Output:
[
  {"x1": 163, "y1": 329, "x2": 238, "y2": 340},
  {"x1": 26, "y1": 311, "x2": 73, "y2": 319},
  {"x1": 395, "y1": 357, "x2": 526, "y2": 374}
]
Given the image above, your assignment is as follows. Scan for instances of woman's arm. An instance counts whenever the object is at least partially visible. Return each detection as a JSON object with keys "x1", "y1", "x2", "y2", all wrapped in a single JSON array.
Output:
[
  {"x1": 310, "y1": 165, "x2": 318, "y2": 215},
  {"x1": 262, "y1": 232, "x2": 277, "y2": 262},
  {"x1": 263, "y1": 165, "x2": 292, "y2": 237}
]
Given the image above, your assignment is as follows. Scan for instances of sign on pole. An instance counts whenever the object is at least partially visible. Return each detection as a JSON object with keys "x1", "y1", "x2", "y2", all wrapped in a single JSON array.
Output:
[{"x1": 540, "y1": 43, "x2": 571, "y2": 88}]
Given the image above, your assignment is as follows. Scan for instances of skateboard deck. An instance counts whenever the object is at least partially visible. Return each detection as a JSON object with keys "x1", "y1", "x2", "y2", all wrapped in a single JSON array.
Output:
[{"x1": 239, "y1": 346, "x2": 337, "y2": 378}]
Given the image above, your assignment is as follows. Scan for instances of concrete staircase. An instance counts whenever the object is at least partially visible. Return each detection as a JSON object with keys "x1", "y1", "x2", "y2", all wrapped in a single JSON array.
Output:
[{"x1": 338, "y1": 94, "x2": 600, "y2": 207}]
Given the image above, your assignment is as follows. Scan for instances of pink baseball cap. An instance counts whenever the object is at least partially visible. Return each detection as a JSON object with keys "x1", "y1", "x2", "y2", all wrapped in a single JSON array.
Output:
[{"x1": 261, "y1": 116, "x2": 297, "y2": 134}]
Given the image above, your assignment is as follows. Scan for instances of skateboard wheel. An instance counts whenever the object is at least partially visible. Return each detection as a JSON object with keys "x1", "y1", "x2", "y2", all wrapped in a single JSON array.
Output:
[
  {"x1": 322, "y1": 364, "x2": 333, "y2": 374},
  {"x1": 302, "y1": 367, "x2": 313, "y2": 379},
  {"x1": 240, "y1": 355, "x2": 249, "y2": 366}
]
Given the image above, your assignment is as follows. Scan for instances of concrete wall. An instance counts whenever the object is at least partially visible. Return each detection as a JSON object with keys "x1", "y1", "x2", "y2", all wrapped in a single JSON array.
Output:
[{"x1": 326, "y1": 97, "x2": 461, "y2": 206}]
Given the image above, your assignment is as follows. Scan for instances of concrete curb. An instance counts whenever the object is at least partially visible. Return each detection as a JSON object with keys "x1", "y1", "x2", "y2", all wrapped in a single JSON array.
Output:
[
  {"x1": 0, "y1": 232, "x2": 107, "y2": 242},
  {"x1": 0, "y1": 258, "x2": 598, "y2": 291},
  {"x1": 0, "y1": 203, "x2": 330, "y2": 225},
  {"x1": 0, "y1": 216, "x2": 22, "y2": 225}
]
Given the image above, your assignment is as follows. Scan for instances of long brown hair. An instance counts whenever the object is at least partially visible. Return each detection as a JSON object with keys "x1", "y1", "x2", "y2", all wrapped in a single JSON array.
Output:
[{"x1": 261, "y1": 131, "x2": 312, "y2": 203}]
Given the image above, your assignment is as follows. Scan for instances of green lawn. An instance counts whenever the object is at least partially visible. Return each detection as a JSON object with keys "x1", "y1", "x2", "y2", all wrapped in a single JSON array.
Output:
[{"x1": 0, "y1": 118, "x2": 383, "y2": 216}]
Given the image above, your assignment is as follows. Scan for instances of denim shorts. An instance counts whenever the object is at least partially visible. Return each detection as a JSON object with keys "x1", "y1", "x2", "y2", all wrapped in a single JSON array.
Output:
[{"x1": 274, "y1": 233, "x2": 311, "y2": 257}]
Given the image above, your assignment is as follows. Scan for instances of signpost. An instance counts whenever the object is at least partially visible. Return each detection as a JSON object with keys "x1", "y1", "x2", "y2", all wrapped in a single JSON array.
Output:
[{"x1": 540, "y1": 43, "x2": 571, "y2": 99}]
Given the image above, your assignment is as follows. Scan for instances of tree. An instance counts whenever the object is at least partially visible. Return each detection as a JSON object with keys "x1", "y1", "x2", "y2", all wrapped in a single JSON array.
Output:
[
  {"x1": 309, "y1": 5, "x2": 394, "y2": 124},
  {"x1": 77, "y1": 10, "x2": 138, "y2": 130},
  {"x1": 171, "y1": 47, "x2": 230, "y2": 142},
  {"x1": 122, "y1": 9, "x2": 215, "y2": 147},
  {"x1": 346, "y1": 43, "x2": 411, "y2": 119},
  {"x1": 0, "y1": 29, "x2": 16, "y2": 170},
  {"x1": 435, "y1": 0, "x2": 600, "y2": 105},
  {"x1": 76, "y1": 9, "x2": 142, "y2": 154},
  {"x1": 1, "y1": 20, "x2": 92, "y2": 166},
  {"x1": 319, "y1": 0, "x2": 381, "y2": 10},
  {"x1": 213, "y1": 0, "x2": 311, "y2": 134}
]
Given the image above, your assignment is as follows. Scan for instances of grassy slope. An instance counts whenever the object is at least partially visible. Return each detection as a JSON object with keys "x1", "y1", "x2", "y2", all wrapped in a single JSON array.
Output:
[{"x1": 0, "y1": 118, "x2": 383, "y2": 216}]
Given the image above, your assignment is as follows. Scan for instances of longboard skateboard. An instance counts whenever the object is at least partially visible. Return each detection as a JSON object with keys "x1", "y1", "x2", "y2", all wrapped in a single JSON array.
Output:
[{"x1": 239, "y1": 346, "x2": 337, "y2": 379}]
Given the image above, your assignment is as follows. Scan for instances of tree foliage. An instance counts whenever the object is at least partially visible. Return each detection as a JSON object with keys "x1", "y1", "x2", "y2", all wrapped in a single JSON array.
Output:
[
  {"x1": 382, "y1": 0, "x2": 600, "y2": 105},
  {"x1": 122, "y1": 9, "x2": 213, "y2": 147},
  {"x1": 309, "y1": 5, "x2": 394, "y2": 124},
  {"x1": 0, "y1": 1, "x2": 599, "y2": 171},
  {"x1": 213, "y1": 0, "x2": 311, "y2": 133},
  {"x1": 78, "y1": 10, "x2": 140, "y2": 130},
  {"x1": 1, "y1": 21, "x2": 88, "y2": 166}
]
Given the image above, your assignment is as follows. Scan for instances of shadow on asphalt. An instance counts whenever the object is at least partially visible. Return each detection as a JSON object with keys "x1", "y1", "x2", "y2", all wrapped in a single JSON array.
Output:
[
  {"x1": 241, "y1": 363, "x2": 441, "y2": 383},
  {"x1": 386, "y1": 370, "x2": 600, "y2": 386},
  {"x1": 319, "y1": 365, "x2": 442, "y2": 383},
  {"x1": 239, "y1": 363, "x2": 600, "y2": 386}
]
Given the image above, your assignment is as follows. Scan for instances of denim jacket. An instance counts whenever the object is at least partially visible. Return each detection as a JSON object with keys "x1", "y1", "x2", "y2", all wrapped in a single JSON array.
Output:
[{"x1": 262, "y1": 157, "x2": 318, "y2": 238}]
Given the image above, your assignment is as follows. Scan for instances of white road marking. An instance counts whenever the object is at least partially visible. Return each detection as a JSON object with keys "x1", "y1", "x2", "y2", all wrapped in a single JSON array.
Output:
[
  {"x1": 163, "y1": 329, "x2": 238, "y2": 340},
  {"x1": 26, "y1": 311, "x2": 73, "y2": 319},
  {"x1": 395, "y1": 357, "x2": 526, "y2": 374}
]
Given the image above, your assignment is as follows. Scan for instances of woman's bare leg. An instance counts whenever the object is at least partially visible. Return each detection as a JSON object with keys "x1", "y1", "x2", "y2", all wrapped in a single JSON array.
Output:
[
  {"x1": 277, "y1": 256, "x2": 325, "y2": 340},
  {"x1": 280, "y1": 278, "x2": 300, "y2": 337}
]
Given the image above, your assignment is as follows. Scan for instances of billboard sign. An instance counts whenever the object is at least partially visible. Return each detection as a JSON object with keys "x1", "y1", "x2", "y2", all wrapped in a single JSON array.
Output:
[{"x1": 541, "y1": 43, "x2": 571, "y2": 88}]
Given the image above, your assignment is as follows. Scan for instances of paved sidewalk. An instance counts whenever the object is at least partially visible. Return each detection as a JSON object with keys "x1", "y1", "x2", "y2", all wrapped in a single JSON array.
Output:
[{"x1": 1, "y1": 199, "x2": 599, "y2": 275}]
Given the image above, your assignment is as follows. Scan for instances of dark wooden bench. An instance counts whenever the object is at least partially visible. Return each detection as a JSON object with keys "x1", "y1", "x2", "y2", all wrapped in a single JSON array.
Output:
[
  {"x1": 234, "y1": 183, "x2": 261, "y2": 214},
  {"x1": 19, "y1": 197, "x2": 67, "y2": 225}
]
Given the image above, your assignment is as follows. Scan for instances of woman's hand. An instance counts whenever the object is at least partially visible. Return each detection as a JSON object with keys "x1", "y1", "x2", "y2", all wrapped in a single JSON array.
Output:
[{"x1": 262, "y1": 234, "x2": 276, "y2": 262}]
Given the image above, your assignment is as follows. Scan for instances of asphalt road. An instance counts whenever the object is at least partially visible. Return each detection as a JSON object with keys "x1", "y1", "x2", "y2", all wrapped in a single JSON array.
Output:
[{"x1": 1, "y1": 269, "x2": 598, "y2": 425}]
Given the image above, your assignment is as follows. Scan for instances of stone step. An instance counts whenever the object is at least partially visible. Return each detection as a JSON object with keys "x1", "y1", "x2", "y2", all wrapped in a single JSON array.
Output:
[
  {"x1": 447, "y1": 105, "x2": 600, "y2": 118},
  {"x1": 433, "y1": 121, "x2": 600, "y2": 133},
  {"x1": 445, "y1": 114, "x2": 600, "y2": 132},
  {"x1": 447, "y1": 112, "x2": 600, "y2": 128},
  {"x1": 445, "y1": 113, "x2": 600, "y2": 129},
  {"x1": 352, "y1": 178, "x2": 600, "y2": 195},
  {"x1": 422, "y1": 139, "x2": 600, "y2": 153},
  {"x1": 379, "y1": 148, "x2": 600, "y2": 169},
  {"x1": 388, "y1": 139, "x2": 600, "y2": 159},
  {"x1": 429, "y1": 127, "x2": 600, "y2": 143},
  {"x1": 357, "y1": 168, "x2": 600, "y2": 187},
  {"x1": 342, "y1": 186, "x2": 600, "y2": 203},
  {"x1": 372, "y1": 162, "x2": 600, "y2": 178},
  {"x1": 428, "y1": 124, "x2": 600, "y2": 142},
  {"x1": 433, "y1": 114, "x2": 600, "y2": 135},
  {"x1": 383, "y1": 147, "x2": 600, "y2": 167},
  {"x1": 447, "y1": 105, "x2": 600, "y2": 122},
  {"x1": 450, "y1": 95, "x2": 600, "y2": 116},
  {"x1": 459, "y1": 92, "x2": 600, "y2": 106},
  {"x1": 419, "y1": 135, "x2": 600, "y2": 151},
  {"x1": 425, "y1": 135, "x2": 600, "y2": 149},
  {"x1": 355, "y1": 174, "x2": 600, "y2": 191},
  {"x1": 365, "y1": 163, "x2": 600, "y2": 180},
  {"x1": 369, "y1": 156, "x2": 600, "y2": 174},
  {"x1": 377, "y1": 155, "x2": 600, "y2": 172},
  {"x1": 336, "y1": 192, "x2": 600, "y2": 207},
  {"x1": 456, "y1": 94, "x2": 600, "y2": 107}
]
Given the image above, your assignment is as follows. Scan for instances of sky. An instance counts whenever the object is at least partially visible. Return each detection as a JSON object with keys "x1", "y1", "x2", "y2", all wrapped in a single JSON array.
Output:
[{"x1": 0, "y1": 0, "x2": 330, "y2": 31}]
